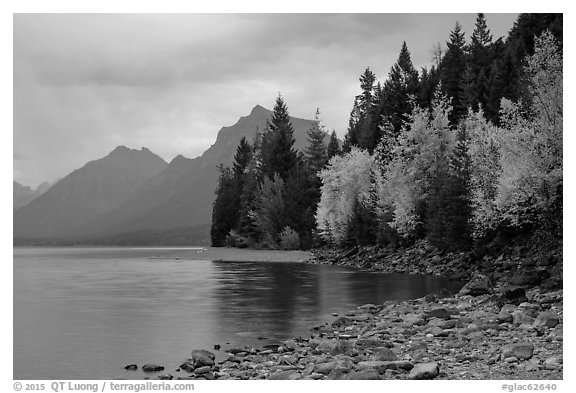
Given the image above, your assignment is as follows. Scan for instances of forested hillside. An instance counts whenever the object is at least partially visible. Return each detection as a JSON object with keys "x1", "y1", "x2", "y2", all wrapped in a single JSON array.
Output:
[{"x1": 212, "y1": 13, "x2": 562, "y2": 252}]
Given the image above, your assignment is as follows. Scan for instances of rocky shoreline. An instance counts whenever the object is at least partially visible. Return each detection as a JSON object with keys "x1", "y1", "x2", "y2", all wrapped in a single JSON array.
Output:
[{"x1": 128, "y1": 240, "x2": 563, "y2": 380}]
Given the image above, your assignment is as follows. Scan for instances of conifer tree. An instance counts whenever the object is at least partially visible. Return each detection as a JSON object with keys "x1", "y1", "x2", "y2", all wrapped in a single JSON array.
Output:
[
  {"x1": 357, "y1": 68, "x2": 378, "y2": 151},
  {"x1": 381, "y1": 42, "x2": 420, "y2": 136},
  {"x1": 440, "y1": 22, "x2": 467, "y2": 126},
  {"x1": 327, "y1": 130, "x2": 341, "y2": 159},
  {"x1": 342, "y1": 98, "x2": 361, "y2": 153},
  {"x1": 305, "y1": 108, "x2": 328, "y2": 174},
  {"x1": 260, "y1": 94, "x2": 299, "y2": 181},
  {"x1": 211, "y1": 166, "x2": 239, "y2": 247},
  {"x1": 463, "y1": 13, "x2": 494, "y2": 113}
]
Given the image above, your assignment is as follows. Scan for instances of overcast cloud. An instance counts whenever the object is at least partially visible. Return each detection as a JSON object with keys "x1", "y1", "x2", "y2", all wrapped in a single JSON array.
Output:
[{"x1": 14, "y1": 13, "x2": 518, "y2": 187}]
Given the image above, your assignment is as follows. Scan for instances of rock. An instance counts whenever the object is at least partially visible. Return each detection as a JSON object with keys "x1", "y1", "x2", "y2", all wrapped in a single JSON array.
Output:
[
  {"x1": 458, "y1": 273, "x2": 493, "y2": 296},
  {"x1": 372, "y1": 348, "x2": 397, "y2": 361},
  {"x1": 326, "y1": 368, "x2": 347, "y2": 380},
  {"x1": 124, "y1": 364, "x2": 138, "y2": 371},
  {"x1": 426, "y1": 307, "x2": 451, "y2": 319},
  {"x1": 497, "y1": 304, "x2": 518, "y2": 323},
  {"x1": 315, "y1": 360, "x2": 353, "y2": 375},
  {"x1": 262, "y1": 344, "x2": 280, "y2": 353},
  {"x1": 191, "y1": 349, "x2": 216, "y2": 361},
  {"x1": 309, "y1": 372, "x2": 324, "y2": 380},
  {"x1": 357, "y1": 361, "x2": 390, "y2": 374},
  {"x1": 408, "y1": 362, "x2": 440, "y2": 380},
  {"x1": 502, "y1": 343, "x2": 534, "y2": 360},
  {"x1": 513, "y1": 310, "x2": 535, "y2": 325},
  {"x1": 550, "y1": 324, "x2": 563, "y2": 339},
  {"x1": 347, "y1": 369, "x2": 380, "y2": 380},
  {"x1": 213, "y1": 344, "x2": 221, "y2": 350},
  {"x1": 142, "y1": 364, "x2": 164, "y2": 372},
  {"x1": 533, "y1": 311, "x2": 559, "y2": 328},
  {"x1": 282, "y1": 339, "x2": 297, "y2": 351},
  {"x1": 401, "y1": 314, "x2": 425, "y2": 327},
  {"x1": 316, "y1": 339, "x2": 353, "y2": 355},
  {"x1": 267, "y1": 370, "x2": 298, "y2": 380},
  {"x1": 194, "y1": 366, "x2": 212, "y2": 374},
  {"x1": 157, "y1": 374, "x2": 173, "y2": 380},
  {"x1": 504, "y1": 357, "x2": 519, "y2": 363},
  {"x1": 188, "y1": 350, "x2": 216, "y2": 370},
  {"x1": 499, "y1": 287, "x2": 527, "y2": 305}
]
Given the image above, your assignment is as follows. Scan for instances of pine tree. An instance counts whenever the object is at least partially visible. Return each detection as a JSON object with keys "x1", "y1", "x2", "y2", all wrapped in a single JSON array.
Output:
[
  {"x1": 211, "y1": 166, "x2": 239, "y2": 247},
  {"x1": 440, "y1": 22, "x2": 467, "y2": 126},
  {"x1": 463, "y1": 13, "x2": 494, "y2": 113},
  {"x1": 232, "y1": 137, "x2": 252, "y2": 179},
  {"x1": 357, "y1": 68, "x2": 378, "y2": 151},
  {"x1": 327, "y1": 130, "x2": 341, "y2": 159},
  {"x1": 342, "y1": 98, "x2": 361, "y2": 153},
  {"x1": 381, "y1": 42, "x2": 420, "y2": 136},
  {"x1": 260, "y1": 94, "x2": 299, "y2": 181},
  {"x1": 305, "y1": 108, "x2": 328, "y2": 174}
]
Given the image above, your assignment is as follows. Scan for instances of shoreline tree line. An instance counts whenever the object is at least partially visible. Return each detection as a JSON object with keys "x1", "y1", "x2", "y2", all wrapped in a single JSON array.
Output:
[{"x1": 211, "y1": 13, "x2": 562, "y2": 251}]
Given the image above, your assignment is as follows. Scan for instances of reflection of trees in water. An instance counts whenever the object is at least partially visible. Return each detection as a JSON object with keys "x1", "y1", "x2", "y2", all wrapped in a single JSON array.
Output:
[
  {"x1": 211, "y1": 262, "x2": 464, "y2": 346},
  {"x1": 211, "y1": 261, "x2": 324, "y2": 343}
]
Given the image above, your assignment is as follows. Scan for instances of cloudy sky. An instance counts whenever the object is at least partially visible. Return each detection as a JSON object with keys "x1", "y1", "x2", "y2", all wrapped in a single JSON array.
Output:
[{"x1": 14, "y1": 13, "x2": 519, "y2": 187}]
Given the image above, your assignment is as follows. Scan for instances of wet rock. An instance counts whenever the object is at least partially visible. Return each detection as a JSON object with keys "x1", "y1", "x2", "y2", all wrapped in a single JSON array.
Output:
[
  {"x1": 262, "y1": 344, "x2": 281, "y2": 353},
  {"x1": 194, "y1": 366, "x2": 213, "y2": 375},
  {"x1": 458, "y1": 273, "x2": 493, "y2": 296},
  {"x1": 408, "y1": 362, "x2": 440, "y2": 380},
  {"x1": 533, "y1": 311, "x2": 559, "y2": 328},
  {"x1": 282, "y1": 339, "x2": 298, "y2": 351},
  {"x1": 502, "y1": 343, "x2": 534, "y2": 360},
  {"x1": 142, "y1": 364, "x2": 164, "y2": 372},
  {"x1": 124, "y1": 364, "x2": 138, "y2": 371}
]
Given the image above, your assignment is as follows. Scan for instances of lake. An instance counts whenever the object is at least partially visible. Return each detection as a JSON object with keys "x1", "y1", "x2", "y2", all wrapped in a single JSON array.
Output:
[{"x1": 13, "y1": 247, "x2": 464, "y2": 380}]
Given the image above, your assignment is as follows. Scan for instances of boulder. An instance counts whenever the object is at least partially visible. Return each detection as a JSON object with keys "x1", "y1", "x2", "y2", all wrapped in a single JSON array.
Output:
[
  {"x1": 142, "y1": 364, "x2": 164, "y2": 372},
  {"x1": 533, "y1": 311, "x2": 559, "y2": 328},
  {"x1": 497, "y1": 304, "x2": 518, "y2": 323},
  {"x1": 458, "y1": 273, "x2": 493, "y2": 296},
  {"x1": 316, "y1": 339, "x2": 353, "y2": 355},
  {"x1": 513, "y1": 310, "x2": 535, "y2": 326},
  {"x1": 408, "y1": 362, "x2": 440, "y2": 380},
  {"x1": 124, "y1": 364, "x2": 137, "y2": 371},
  {"x1": 499, "y1": 287, "x2": 527, "y2": 305},
  {"x1": 372, "y1": 348, "x2": 398, "y2": 361},
  {"x1": 425, "y1": 307, "x2": 451, "y2": 320},
  {"x1": 190, "y1": 350, "x2": 216, "y2": 368},
  {"x1": 502, "y1": 343, "x2": 534, "y2": 360}
]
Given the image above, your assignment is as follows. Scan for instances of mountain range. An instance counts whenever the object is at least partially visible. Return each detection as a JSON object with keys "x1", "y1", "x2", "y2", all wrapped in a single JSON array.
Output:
[
  {"x1": 14, "y1": 105, "x2": 319, "y2": 245},
  {"x1": 13, "y1": 181, "x2": 51, "y2": 211}
]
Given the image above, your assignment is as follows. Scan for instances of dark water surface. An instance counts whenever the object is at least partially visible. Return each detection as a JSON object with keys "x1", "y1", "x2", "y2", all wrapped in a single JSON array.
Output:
[{"x1": 14, "y1": 247, "x2": 463, "y2": 380}]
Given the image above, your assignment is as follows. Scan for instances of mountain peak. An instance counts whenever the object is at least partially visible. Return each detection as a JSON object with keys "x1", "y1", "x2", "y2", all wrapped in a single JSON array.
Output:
[{"x1": 250, "y1": 105, "x2": 269, "y2": 116}]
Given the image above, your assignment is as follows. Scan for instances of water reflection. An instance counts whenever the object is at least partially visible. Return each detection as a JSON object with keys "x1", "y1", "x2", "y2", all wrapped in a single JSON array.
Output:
[
  {"x1": 14, "y1": 249, "x2": 464, "y2": 380},
  {"x1": 211, "y1": 261, "x2": 464, "y2": 346}
]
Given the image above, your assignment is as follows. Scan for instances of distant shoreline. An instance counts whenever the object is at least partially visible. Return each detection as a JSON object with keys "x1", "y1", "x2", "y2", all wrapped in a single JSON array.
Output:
[{"x1": 166, "y1": 247, "x2": 313, "y2": 263}]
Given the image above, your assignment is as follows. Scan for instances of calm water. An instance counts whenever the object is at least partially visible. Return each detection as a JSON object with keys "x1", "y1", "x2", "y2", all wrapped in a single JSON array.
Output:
[{"x1": 14, "y1": 247, "x2": 463, "y2": 380}]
